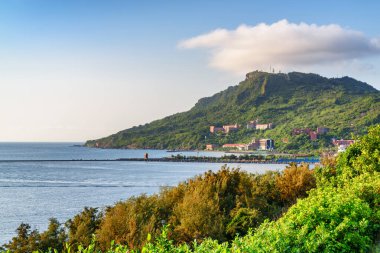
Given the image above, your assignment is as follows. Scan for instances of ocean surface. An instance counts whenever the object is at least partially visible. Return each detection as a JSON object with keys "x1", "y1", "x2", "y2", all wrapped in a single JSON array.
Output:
[{"x1": 0, "y1": 143, "x2": 287, "y2": 244}]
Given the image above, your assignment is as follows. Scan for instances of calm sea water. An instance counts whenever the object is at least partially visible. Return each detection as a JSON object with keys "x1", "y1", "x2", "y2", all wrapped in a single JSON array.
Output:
[{"x1": 0, "y1": 143, "x2": 287, "y2": 244}]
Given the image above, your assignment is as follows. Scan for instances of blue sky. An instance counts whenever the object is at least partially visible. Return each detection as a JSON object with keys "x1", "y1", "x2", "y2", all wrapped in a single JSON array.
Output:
[{"x1": 0, "y1": 0, "x2": 379, "y2": 141}]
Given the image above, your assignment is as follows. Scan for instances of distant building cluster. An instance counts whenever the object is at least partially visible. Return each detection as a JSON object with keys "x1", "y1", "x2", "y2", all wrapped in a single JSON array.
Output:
[
  {"x1": 210, "y1": 120, "x2": 273, "y2": 134},
  {"x1": 207, "y1": 121, "x2": 355, "y2": 154},
  {"x1": 207, "y1": 120, "x2": 356, "y2": 154},
  {"x1": 292, "y1": 127, "x2": 329, "y2": 140},
  {"x1": 206, "y1": 138, "x2": 275, "y2": 151},
  {"x1": 223, "y1": 138, "x2": 274, "y2": 151},
  {"x1": 208, "y1": 119, "x2": 275, "y2": 151}
]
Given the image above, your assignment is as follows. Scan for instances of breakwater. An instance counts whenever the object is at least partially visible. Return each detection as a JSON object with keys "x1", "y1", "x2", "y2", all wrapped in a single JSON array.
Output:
[{"x1": 0, "y1": 157, "x2": 319, "y2": 164}]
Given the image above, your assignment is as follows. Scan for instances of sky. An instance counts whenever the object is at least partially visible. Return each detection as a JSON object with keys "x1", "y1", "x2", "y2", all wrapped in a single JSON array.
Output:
[{"x1": 1, "y1": 0, "x2": 379, "y2": 142}]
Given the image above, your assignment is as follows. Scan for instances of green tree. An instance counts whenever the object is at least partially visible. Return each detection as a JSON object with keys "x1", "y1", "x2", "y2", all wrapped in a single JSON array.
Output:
[
  {"x1": 248, "y1": 173, "x2": 380, "y2": 252},
  {"x1": 3, "y1": 223, "x2": 40, "y2": 253},
  {"x1": 337, "y1": 124, "x2": 380, "y2": 180},
  {"x1": 173, "y1": 177, "x2": 225, "y2": 242},
  {"x1": 39, "y1": 218, "x2": 67, "y2": 252},
  {"x1": 66, "y1": 207, "x2": 101, "y2": 250},
  {"x1": 96, "y1": 195, "x2": 161, "y2": 250},
  {"x1": 275, "y1": 162, "x2": 316, "y2": 205}
]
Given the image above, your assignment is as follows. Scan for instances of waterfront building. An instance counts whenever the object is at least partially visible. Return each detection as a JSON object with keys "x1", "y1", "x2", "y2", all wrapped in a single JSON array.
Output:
[{"x1": 259, "y1": 139, "x2": 275, "y2": 150}]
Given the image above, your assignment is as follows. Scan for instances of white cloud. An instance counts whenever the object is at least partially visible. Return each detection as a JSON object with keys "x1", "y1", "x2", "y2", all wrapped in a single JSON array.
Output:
[{"x1": 179, "y1": 20, "x2": 380, "y2": 74}]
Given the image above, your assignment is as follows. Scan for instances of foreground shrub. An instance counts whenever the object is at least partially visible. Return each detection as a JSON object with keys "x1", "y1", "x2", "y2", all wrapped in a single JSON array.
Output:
[
  {"x1": 3, "y1": 218, "x2": 66, "y2": 253},
  {"x1": 96, "y1": 195, "x2": 161, "y2": 250},
  {"x1": 244, "y1": 125, "x2": 380, "y2": 252},
  {"x1": 246, "y1": 173, "x2": 380, "y2": 252},
  {"x1": 314, "y1": 125, "x2": 380, "y2": 188},
  {"x1": 275, "y1": 162, "x2": 316, "y2": 205},
  {"x1": 95, "y1": 166, "x2": 311, "y2": 249},
  {"x1": 66, "y1": 207, "x2": 101, "y2": 250}
]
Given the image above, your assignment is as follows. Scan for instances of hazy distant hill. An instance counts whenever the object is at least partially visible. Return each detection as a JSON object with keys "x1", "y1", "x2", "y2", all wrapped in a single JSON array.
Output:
[{"x1": 85, "y1": 71, "x2": 380, "y2": 152}]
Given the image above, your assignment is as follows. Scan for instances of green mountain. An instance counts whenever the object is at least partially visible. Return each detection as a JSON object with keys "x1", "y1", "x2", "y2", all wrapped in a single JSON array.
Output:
[{"x1": 85, "y1": 71, "x2": 380, "y2": 152}]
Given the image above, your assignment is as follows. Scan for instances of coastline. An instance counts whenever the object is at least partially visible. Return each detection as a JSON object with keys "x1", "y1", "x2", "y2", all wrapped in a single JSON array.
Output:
[
  {"x1": 85, "y1": 145, "x2": 320, "y2": 156},
  {"x1": 0, "y1": 157, "x2": 319, "y2": 164}
]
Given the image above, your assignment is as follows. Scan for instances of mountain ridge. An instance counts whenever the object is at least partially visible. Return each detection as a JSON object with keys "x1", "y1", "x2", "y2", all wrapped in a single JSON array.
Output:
[{"x1": 85, "y1": 71, "x2": 380, "y2": 151}]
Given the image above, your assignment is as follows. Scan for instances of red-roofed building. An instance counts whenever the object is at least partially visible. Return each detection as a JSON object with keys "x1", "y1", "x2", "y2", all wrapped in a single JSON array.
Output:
[
  {"x1": 332, "y1": 139, "x2": 355, "y2": 153},
  {"x1": 292, "y1": 128, "x2": 321, "y2": 140},
  {"x1": 210, "y1": 126, "x2": 225, "y2": 133},
  {"x1": 223, "y1": 124, "x2": 240, "y2": 133},
  {"x1": 332, "y1": 139, "x2": 355, "y2": 146},
  {"x1": 210, "y1": 124, "x2": 240, "y2": 134}
]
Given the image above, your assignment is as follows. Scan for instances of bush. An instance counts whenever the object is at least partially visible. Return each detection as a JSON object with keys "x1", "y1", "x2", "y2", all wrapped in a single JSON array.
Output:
[
  {"x1": 247, "y1": 173, "x2": 380, "y2": 252},
  {"x1": 66, "y1": 207, "x2": 101, "y2": 250},
  {"x1": 275, "y1": 162, "x2": 316, "y2": 205},
  {"x1": 336, "y1": 124, "x2": 380, "y2": 181}
]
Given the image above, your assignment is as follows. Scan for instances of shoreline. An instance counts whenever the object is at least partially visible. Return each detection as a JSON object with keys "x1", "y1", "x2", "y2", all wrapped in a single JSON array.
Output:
[
  {"x1": 0, "y1": 157, "x2": 319, "y2": 164},
  {"x1": 85, "y1": 145, "x2": 321, "y2": 157}
]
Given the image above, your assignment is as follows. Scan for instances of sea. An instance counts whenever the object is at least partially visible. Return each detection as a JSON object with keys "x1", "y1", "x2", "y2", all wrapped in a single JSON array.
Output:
[{"x1": 0, "y1": 142, "x2": 288, "y2": 244}]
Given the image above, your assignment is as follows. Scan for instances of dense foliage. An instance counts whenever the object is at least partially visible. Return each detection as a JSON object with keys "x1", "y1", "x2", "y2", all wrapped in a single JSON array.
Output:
[
  {"x1": 3, "y1": 124, "x2": 379, "y2": 252},
  {"x1": 85, "y1": 71, "x2": 380, "y2": 152},
  {"x1": 2, "y1": 164, "x2": 315, "y2": 252}
]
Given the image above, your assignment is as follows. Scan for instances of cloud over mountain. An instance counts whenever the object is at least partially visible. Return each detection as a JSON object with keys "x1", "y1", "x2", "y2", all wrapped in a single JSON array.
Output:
[{"x1": 179, "y1": 20, "x2": 380, "y2": 74}]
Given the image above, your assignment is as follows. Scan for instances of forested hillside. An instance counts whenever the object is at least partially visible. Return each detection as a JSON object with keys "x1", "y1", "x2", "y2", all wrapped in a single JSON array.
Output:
[{"x1": 86, "y1": 71, "x2": 380, "y2": 151}]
